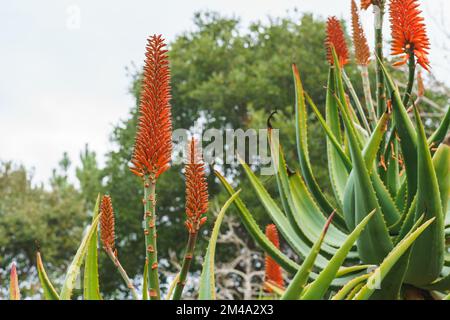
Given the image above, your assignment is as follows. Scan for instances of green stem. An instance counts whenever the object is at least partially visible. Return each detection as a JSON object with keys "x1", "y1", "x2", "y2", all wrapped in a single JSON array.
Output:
[
  {"x1": 360, "y1": 65, "x2": 377, "y2": 126},
  {"x1": 172, "y1": 231, "x2": 198, "y2": 300},
  {"x1": 402, "y1": 51, "x2": 416, "y2": 107},
  {"x1": 374, "y1": 4, "x2": 386, "y2": 117},
  {"x1": 144, "y1": 175, "x2": 161, "y2": 300},
  {"x1": 342, "y1": 70, "x2": 372, "y2": 134},
  {"x1": 106, "y1": 248, "x2": 139, "y2": 300}
]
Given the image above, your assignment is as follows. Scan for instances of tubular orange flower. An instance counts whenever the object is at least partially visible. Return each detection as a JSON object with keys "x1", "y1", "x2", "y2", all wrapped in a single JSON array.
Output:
[
  {"x1": 361, "y1": 0, "x2": 383, "y2": 10},
  {"x1": 184, "y1": 138, "x2": 208, "y2": 233},
  {"x1": 325, "y1": 16, "x2": 349, "y2": 67},
  {"x1": 352, "y1": 0, "x2": 371, "y2": 66},
  {"x1": 389, "y1": 0, "x2": 430, "y2": 70},
  {"x1": 100, "y1": 195, "x2": 115, "y2": 250},
  {"x1": 130, "y1": 34, "x2": 173, "y2": 179},
  {"x1": 264, "y1": 224, "x2": 284, "y2": 291}
]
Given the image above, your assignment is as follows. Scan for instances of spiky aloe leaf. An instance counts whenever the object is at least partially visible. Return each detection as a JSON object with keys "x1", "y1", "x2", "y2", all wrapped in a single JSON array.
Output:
[
  {"x1": 216, "y1": 170, "x2": 364, "y2": 287},
  {"x1": 36, "y1": 252, "x2": 60, "y2": 300},
  {"x1": 198, "y1": 190, "x2": 241, "y2": 300},
  {"x1": 331, "y1": 273, "x2": 371, "y2": 300},
  {"x1": 305, "y1": 92, "x2": 351, "y2": 171},
  {"x1": 83, "y1": 194, "x2": 102, "y2": 300},
  {"x1": 237, "y1": 156, "x2": 322, "y2": 260},
  {"x1": 354, "y1": 217, "x2": 435, "y2": 299},
  {"x1": 292, "y1": 64, "x2": 343, "y2": 225},
  {"x1": 281, "y1": 213, "x2": 335, "y2": 300},
  {"x1": 379, "y1": 59, "x2": 418, "y2": 205},
  {"x1": 433, "y1": 144, "x2": 450, "y2": 218},
  {"x1": 268, "y1": 129, "x2": 352, "y2": 254},
  {"x1": 60, "y1": 214, "x2": 101, "y2": 300},
  {"x1": 215, "y1": 170, "x2": 299, "y2": 273},
  {"x1": 428, "y1": 106, "x2": 450, "y2": 147},
  {"x1": 325, "y1": 67, "x2": 349, "y2": 208},
  {"x1": 288, "y1": 173, "x2": 357, "y2": 256},
  {"x1": 404, "y1": 107, "x2": 445, "y2": 285},
  {"x1": 264, "y1": 281, "x2": 285, "y2": 296},
  {"x1": 337, "y1": 95, "x2": 393, "y2": 263},
  {"x1": 9, "y1": 262, "x2": 20, "y2": 300},
  {"x1": 300, "y1": 210, "x2": 375, "y2": 300},
  {"x1": 343, "y1": 112, "x2": 400, "y2": 228}
]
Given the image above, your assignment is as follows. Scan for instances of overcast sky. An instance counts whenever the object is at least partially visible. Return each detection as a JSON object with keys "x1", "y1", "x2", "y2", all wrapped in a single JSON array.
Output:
[{"x1": 1, "y1": 0, "x2": 449, "y2": 185}]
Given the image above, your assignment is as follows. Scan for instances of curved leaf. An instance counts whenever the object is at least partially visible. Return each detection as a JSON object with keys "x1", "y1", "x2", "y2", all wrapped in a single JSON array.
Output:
[
  {"x1": 198, "y1": 190, "x2": 241, "y2": 300},
  {"x1": 215, "y1": 170, "x2": 299, "y2": 273},
  {"x1": 36, "y1": 252, "x2": 60, "y2": 300},
  {"x1": 60, "y1": 214, "x2": 101, "y2": 300},
  {"x1": 300, "y1": 210, "x2": 375, "y2": 300},
  {"x1": 282, "y1": 213, "x2": 335, "y2": 300},
  {"x1": 354, "y1": 217, "x2": 435, "y2": 299},
  {"x1": 404, "y1": 107, "x2": 445, "y2": 285},
  {"x1": 83, "y1": 194, "x2": 102, "y2": 300}
]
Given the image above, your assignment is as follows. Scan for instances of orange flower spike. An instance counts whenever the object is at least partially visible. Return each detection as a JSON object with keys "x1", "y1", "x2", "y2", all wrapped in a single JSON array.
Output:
[
  {"x1": 100, "y1": 195, "x2": 115, "y2": 251},
  {"x1": 325, "y1": 16, "x2": 349, "y2": 67},
  {"x1": 130, "y1": 35, "x2": 173, "y2": 180},
  {"x1": 185, "y1": 138, "x2": 208, "y2": 233},
  {"x1": 360, "y1": 0, "x2": 383, "y2": 10},
  {"x1": 352, "y1": 0, "x2": 370, "y2": 66},
  {"x1": 264, "y1": 224, "x2": 284, "y2": 291},
  {"x1": 389, "y1": 0, "x2": 430, "y2": 71}
]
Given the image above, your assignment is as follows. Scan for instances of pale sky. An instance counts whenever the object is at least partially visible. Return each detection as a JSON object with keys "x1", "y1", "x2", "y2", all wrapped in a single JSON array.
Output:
[{"x1": 1, "y1": 0, "x2": 449, "y2": 185}]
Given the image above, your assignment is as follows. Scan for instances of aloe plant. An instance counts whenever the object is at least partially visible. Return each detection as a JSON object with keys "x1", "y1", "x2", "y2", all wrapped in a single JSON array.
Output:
[
  {"x1": 217, "y1": 1, "x2": 449, "y2": 299},
  {"x1": 5, "y1": 0, "x2": 448, "y2": 301}
]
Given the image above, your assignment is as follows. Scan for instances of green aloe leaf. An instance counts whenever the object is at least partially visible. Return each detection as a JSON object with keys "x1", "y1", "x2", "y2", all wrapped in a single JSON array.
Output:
[
  {"x1": 300, "y1": 210, "x2": 375, "y2": 300},
  {"x1": 142, "y1": 261, "x2": 149, "y2": 300},
  {"x1": 36, "y1": 252, "x2": 60, "y2": 300},
  {"x1": 268, "y1": 128, "x2": 351, "y2": 252},
  {"x1": 433, "y1": 144, "x2": 450, "y2": 218},
  {"x1": 353, "y1": 217, "x2": 435, "y2": 299},
  {"x1": 198, "y1": 190, "x2": 241, "y2": 300},
  {"x1": 238, "y1": 156, "x2": 320, "y2": 259},
  {"x1": 404, "y1": 107, "x2": 445, "y2": 286},
  {"x1": 379, "y1": 58, "x2": 418, "y2": 204},
  {"x1": 331, "y1": 273, "x2": 371, "y2": 300},
  {"x1": 282, "y1": 213, "x2": 336, "y2": 300},
  {"x1": 337, "y1": 95, "x2": 393, "y2": 263},
  {"x1": 325, "y1": 67, "x2": 349, "y2": 208},
  {"x1": 288, "y1": 172, "x2": 357, "y2": 255},
  {"x1": 292, "y1": 64, "x2": 343, "y2": 225},
  {"x1": 60, "y1": 214, "x2": 101, "y2": 300},
  {"x1": 305, "y1": 92, "x2": 351, "y2": 171},
  {"x1": 83, "y1": 194, "x2": 102, "y2": 300},
  {"x1": 215, "y1": 170, "x2": 299, "y2": 273},
  {"x1": 428, "y1": 106, "x2": 450, "y2": 147}
]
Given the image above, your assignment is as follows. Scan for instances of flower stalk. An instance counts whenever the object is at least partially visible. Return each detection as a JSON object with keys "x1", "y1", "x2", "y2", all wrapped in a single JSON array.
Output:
[
  {"x1": 373, "y1": 2, "x2": 386, "y2": 117},
  {"x1": 172, "y1": 138, "x2": 208, "y2": 300},
  {"x1": 144, "y1": 175, "x2": 161, "y2": 299},
  {"x1": 100, "y1": 195, "x2": 139, "y2": 300},
  {"x1": 105, "y1": 247, "x2": 139, "y2": 300}
]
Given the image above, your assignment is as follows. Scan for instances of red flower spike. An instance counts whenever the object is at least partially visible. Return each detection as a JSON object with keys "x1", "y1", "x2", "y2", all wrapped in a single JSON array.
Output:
[
  {"x1": 131, "y1": 34, "x2": 173, "y2": 179},
  {"x1": 325, "y1": 16, "x2": 349, "y2": 67},
  {"x1": 352, "y1": 0, "x2": 371, "y2": 66},
  {"x1": 264, "y1": 224, "x2": 284, "y2": 292},
  {"x1": 389, "y1": 0, "x2": 430, "y2": 71},
  {"x1": 184, "y1": 138, "x2": 208, "y2": 233},
  {"x1": 100, "y1": 195, "x2": 115, "y2": 251}
]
